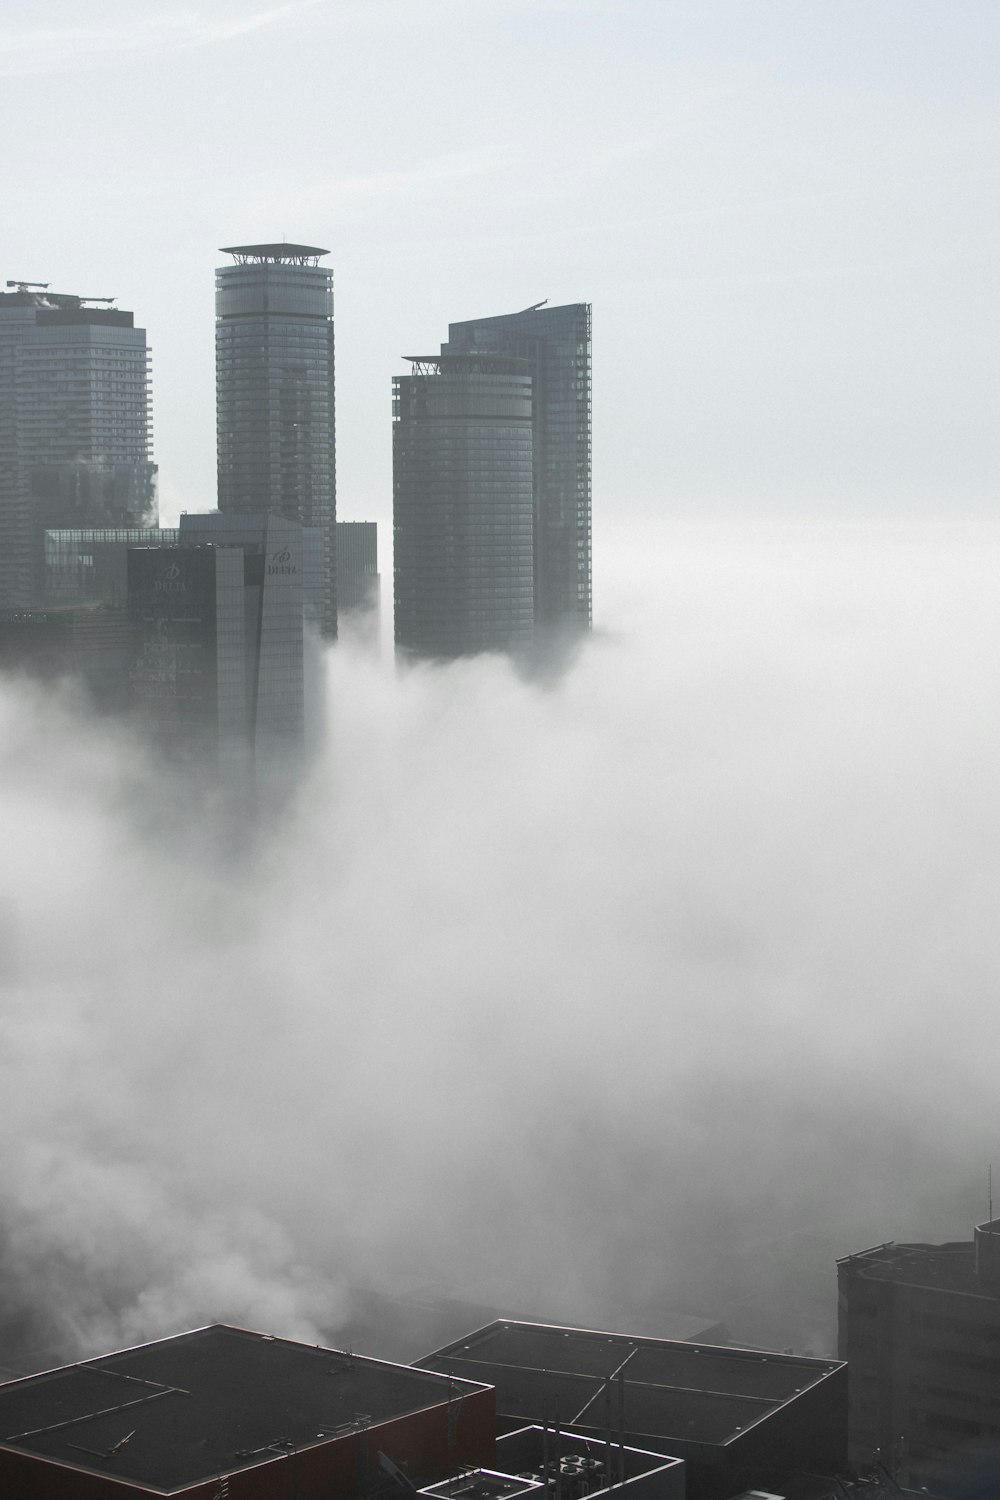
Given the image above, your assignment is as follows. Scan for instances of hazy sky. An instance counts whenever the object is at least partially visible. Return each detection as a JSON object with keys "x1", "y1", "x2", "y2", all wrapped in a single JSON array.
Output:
[{"x1": 3, "y1": 0, "x2": 999, "y2": 537}]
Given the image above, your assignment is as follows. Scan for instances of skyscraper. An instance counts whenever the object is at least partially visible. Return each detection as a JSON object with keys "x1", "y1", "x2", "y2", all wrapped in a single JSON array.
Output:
[
  {"x1": 0, "y1": 281, "x2": 155, "y2": 609},
  {"x1": 393, "y1": 302, "x2": 591, "y2": 661},
  {"x1": 336, "y1": 520, "x2": 380, "y2": 618},
  {"x1": 128, "y1": 513, "x2": 308, "y2": 793},
  {"x1": 444, "y1": 302, "x2": 592, "y2": 637},
  {"x1": 393, "y1": 354, "x2": 535, "y2": 658},
  {"x1": 215, "y1": 243, "x2": 337, "y2": 637}
]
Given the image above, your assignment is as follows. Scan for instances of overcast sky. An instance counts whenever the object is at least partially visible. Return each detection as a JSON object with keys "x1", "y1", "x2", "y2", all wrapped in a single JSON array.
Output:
[{"x1": 3, "y1": 0, "x2": 998, "y2": 540}]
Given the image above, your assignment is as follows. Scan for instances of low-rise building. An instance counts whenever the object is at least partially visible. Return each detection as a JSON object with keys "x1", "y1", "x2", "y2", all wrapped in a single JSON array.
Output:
[
  {"x1": 0, "y1": 1323, "x2": 494, "y2": 1499},
  {"x1": 416, "y1": 1321, "x2": 846, "y2": 1499}
]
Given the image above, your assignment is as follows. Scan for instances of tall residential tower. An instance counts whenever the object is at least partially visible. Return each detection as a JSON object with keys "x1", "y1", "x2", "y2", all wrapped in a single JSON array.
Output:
[
  {"x1": 393, "y1": 353, "x2": 535, "y2": 658},
  {"x1": 215, "y1": 243, "x2": 337, "y2": 636},
  {"x1": 444, "y1": 301, "x2": 592, "y2": 637},
  {"x1": 0, "y1": 281, "x2": 155, "y2": 608},
  {"x1": 393, "y1": 302, "x2": 591, "y2": 660}
]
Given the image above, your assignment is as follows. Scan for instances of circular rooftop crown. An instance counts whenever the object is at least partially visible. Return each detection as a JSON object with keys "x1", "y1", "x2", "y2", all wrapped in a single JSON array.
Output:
[{"x1": 220, "y1": 243, "x2": 330, "y2": 264}]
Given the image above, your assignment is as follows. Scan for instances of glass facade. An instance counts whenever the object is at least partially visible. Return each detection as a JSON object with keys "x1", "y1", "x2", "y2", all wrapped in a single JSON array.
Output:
[
  {"x1": 0, "y1": 603, "x2": 135, "y2": 712},
  {"x1": 393, "y1": 357, "x2": 535, "y2": 658},
  {"x1": 0, "y1": 290, "x2": 156, "y2": 609},
  {"x1": 444, "y1": 303, "x2": 592, "y2": 636},
  {"x1": 336, "y1": 520, "x2": 379, "y2": 615},
  {"x1": 128, "y1": 547, "x2": 220, "y2": 765},
  {"x1": 121, "y1": 514, "x2": 307, "y2": 795},
  {"x1": 216, "y1": 248, "x2": 337, "y2": 637},
  {"x1": 44, "y1": 526, "x2": 179, "y2": 607},
  {"x1": 177, "y1": 513, "x2": 307, "y2": 791}
]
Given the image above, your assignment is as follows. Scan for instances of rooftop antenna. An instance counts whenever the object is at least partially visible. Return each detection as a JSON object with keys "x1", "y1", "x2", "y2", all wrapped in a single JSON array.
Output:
[{"x1": 990, "y1": 1163, "x2": 993, "y2": 1229}]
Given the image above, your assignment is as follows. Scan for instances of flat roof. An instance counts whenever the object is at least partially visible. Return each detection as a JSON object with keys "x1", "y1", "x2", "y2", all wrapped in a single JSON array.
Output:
[
  {"x1": 220, "y1": 242, "x2": 329, "y2": 259},
  {"x1": 0, "y1": 1324, "x2": 488, "y2": 1493},
  {"x1": 416, "y1": 1321, "x2": 843, "y2": 1450},
  {"x1": 838, "y1": 1241, "x2": 989, "y2": 1296}
]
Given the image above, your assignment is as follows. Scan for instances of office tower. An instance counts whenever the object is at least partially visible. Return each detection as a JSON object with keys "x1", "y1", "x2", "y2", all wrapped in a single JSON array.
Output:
[
  {"x1": 0, "y1": 602, "x2": 135, "y2": 712},
  {"x1": 444, "y1": 302, "x2": 592, "y2": 637},
  {"x1": 43, "y1": 525, "x2": 180, "y2": 607},
  {"x1": 336, "y1": 520, "x2": 380, "y2": 617},
  {"x1": 838, "y1": 1219, "x2": 1000, "y2": 1485},
  {"x1": 393, "y1": 303, "x2": 591, "y2": 661},
  {"x1": 128, "y1": 513, "x2": 307, "y2": 790},
  {"x1": 0, "y1": 281, "x2": 155, "y2": 608},
  {"x1": 393, "y1": 353, "x2": 535, "y2": 658},
  {"x1": 215, "y1": 243, "x2": 337, "y2": 637}
]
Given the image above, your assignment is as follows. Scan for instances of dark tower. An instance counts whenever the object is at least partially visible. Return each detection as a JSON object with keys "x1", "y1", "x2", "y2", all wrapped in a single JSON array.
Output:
[
  {"x1": 215, "y1": 243, "x2": 336, "y2": 637},
  {"x1": 0, "y1": 281, "x2": 156, "y2": 608},
  {"x1": 393, "y1": 354, "x2": 535, "y2": 658},
  {"x1": 444, "y1": 302, "x2": 592, "y2": 640}
]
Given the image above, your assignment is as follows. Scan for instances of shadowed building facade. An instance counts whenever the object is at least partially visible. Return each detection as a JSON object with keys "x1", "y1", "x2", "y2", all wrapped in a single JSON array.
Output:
[
  {"x1": 393, "y1": 303, "x2": 591, "y2": 661},
  {"x1": 336, "y1": 519, "x2": 379, "y2": 616},
  {"x1": 216, "y1": 243, "x2": 337, "y2": 636},
  {"x1": 127, "y1": 513, "x2": 308, "y2": 794},
  {"x1": 393, "y1": 354, "x2": 535, "y2": 658},
  {"x1": 0, "y1": 282, "x2": 155, "y2": 609},
  {"x1": 444, "y1": 302, "x2": 592, "y2": 640},
  {"x1": 838, "y1": 1220, "x2": 1000, "y2": 1486}
]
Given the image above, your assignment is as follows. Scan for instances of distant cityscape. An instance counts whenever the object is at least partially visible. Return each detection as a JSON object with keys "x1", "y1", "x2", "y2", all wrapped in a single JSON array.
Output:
[{"x1": 0, "y1": 246, "x2": 593, "y2": 798}]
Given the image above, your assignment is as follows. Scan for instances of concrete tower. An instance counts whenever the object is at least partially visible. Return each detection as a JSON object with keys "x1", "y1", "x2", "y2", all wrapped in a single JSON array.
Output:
[
  {"x1": 0, "y1": 280, "x2": 155, "y2": 608},
  {"x1": 215, "y1": 243, "x2": 336, "y2": 637}
]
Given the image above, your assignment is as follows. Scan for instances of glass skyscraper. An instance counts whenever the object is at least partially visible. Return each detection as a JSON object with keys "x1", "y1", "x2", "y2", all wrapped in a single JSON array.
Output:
[
  {"x1": 336, "y1": 520, "x2": 379, "y2": 617},
  {"x1": 215, "y1": 243, "x2": 337, "y2": 637},
  {"x1": 128, "y1": 513, "x2": 308, "y2": 794},
  {"x1": 0, "y1": 283, "x2": 156, "y2": 609},
  {"x1": 444, "y1": 302, "x2": 592, "y2": 637},
  {"x1": 393, "y1": 354, "x2": 535, "y2": 658},
  {"x1": 393, "y1": 303, "x2": 591, "y2": 661}
]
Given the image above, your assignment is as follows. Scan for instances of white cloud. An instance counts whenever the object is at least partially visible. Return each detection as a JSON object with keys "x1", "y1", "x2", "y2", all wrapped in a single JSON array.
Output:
[
  {"x1": 1, "y1": 520, "x2": 997, "y2": 1367},
  {"x1": 0, "y1": 1, "x2": 316, "y2": 76}
]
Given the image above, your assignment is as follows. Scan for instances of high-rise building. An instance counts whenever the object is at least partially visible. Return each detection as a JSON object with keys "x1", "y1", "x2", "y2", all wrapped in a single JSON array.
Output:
[
  {"x1": 838, "y1": 1219, "x2": 1000, "y2": 1486},
  {"x1": 43, "y1": 525, "x2": 180, "y2": 608},
  {"x1": 215, "y1": 243, "x2": 337, "y2": 637},
  {"x1": 393, "y1": 354, "x2": 535, "y2": 658},
  {"x1": 128, "y1": 513, "x2": 308, "y2": 792},
  {"x1": 336, "y1": 519, "x2": 380, "y2": 617},
  {"x1": 393, "y1": 303, "x2": 591, "y2": 661},
  {"x1": 0, "y1": 281, "x2": 155, "y2": 609},
  {"x1": 444, "y1": 302, "x2": 592, "y2": 638}
]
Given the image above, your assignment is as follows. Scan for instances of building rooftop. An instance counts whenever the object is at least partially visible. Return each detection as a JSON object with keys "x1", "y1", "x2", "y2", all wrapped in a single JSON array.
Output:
[
  {"x1": 417, "y1": 1320, "x2": 843, "y2": 1450},
  {"x1": 837, "y1": 1239, "x2": 993, "y2": 1295},
  {"x1": 0, "y1": 1323, "x2": 488, "y2": 1493},
  {"x1": 219, "y1": 243, "x2": 329, "y2": 264}
]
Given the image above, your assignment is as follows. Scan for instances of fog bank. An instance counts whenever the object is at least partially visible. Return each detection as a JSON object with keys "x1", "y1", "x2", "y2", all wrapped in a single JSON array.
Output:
[{"x1": 2, "y1": 519, "x2": 998, "y2": 1371}]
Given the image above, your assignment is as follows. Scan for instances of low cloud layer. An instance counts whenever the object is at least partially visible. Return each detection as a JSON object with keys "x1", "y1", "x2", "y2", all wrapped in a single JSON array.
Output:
[{"x1": 2, "y1": 519, "x2": 998, "y2": 1371}]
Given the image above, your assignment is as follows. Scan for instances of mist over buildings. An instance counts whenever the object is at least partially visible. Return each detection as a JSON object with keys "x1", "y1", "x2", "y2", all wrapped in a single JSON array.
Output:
[{"x1": 1, "y1": 517, "x2": 996, "y2": 1371}]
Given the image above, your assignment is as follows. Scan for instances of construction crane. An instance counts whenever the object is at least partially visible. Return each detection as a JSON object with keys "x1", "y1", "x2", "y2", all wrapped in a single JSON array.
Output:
[
  {"x1": 6, "y1": 280, "x2": 49, "y2": 292},
  {"x1": 78, "y1": 296, "x2": 117, "y2": 305}
]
